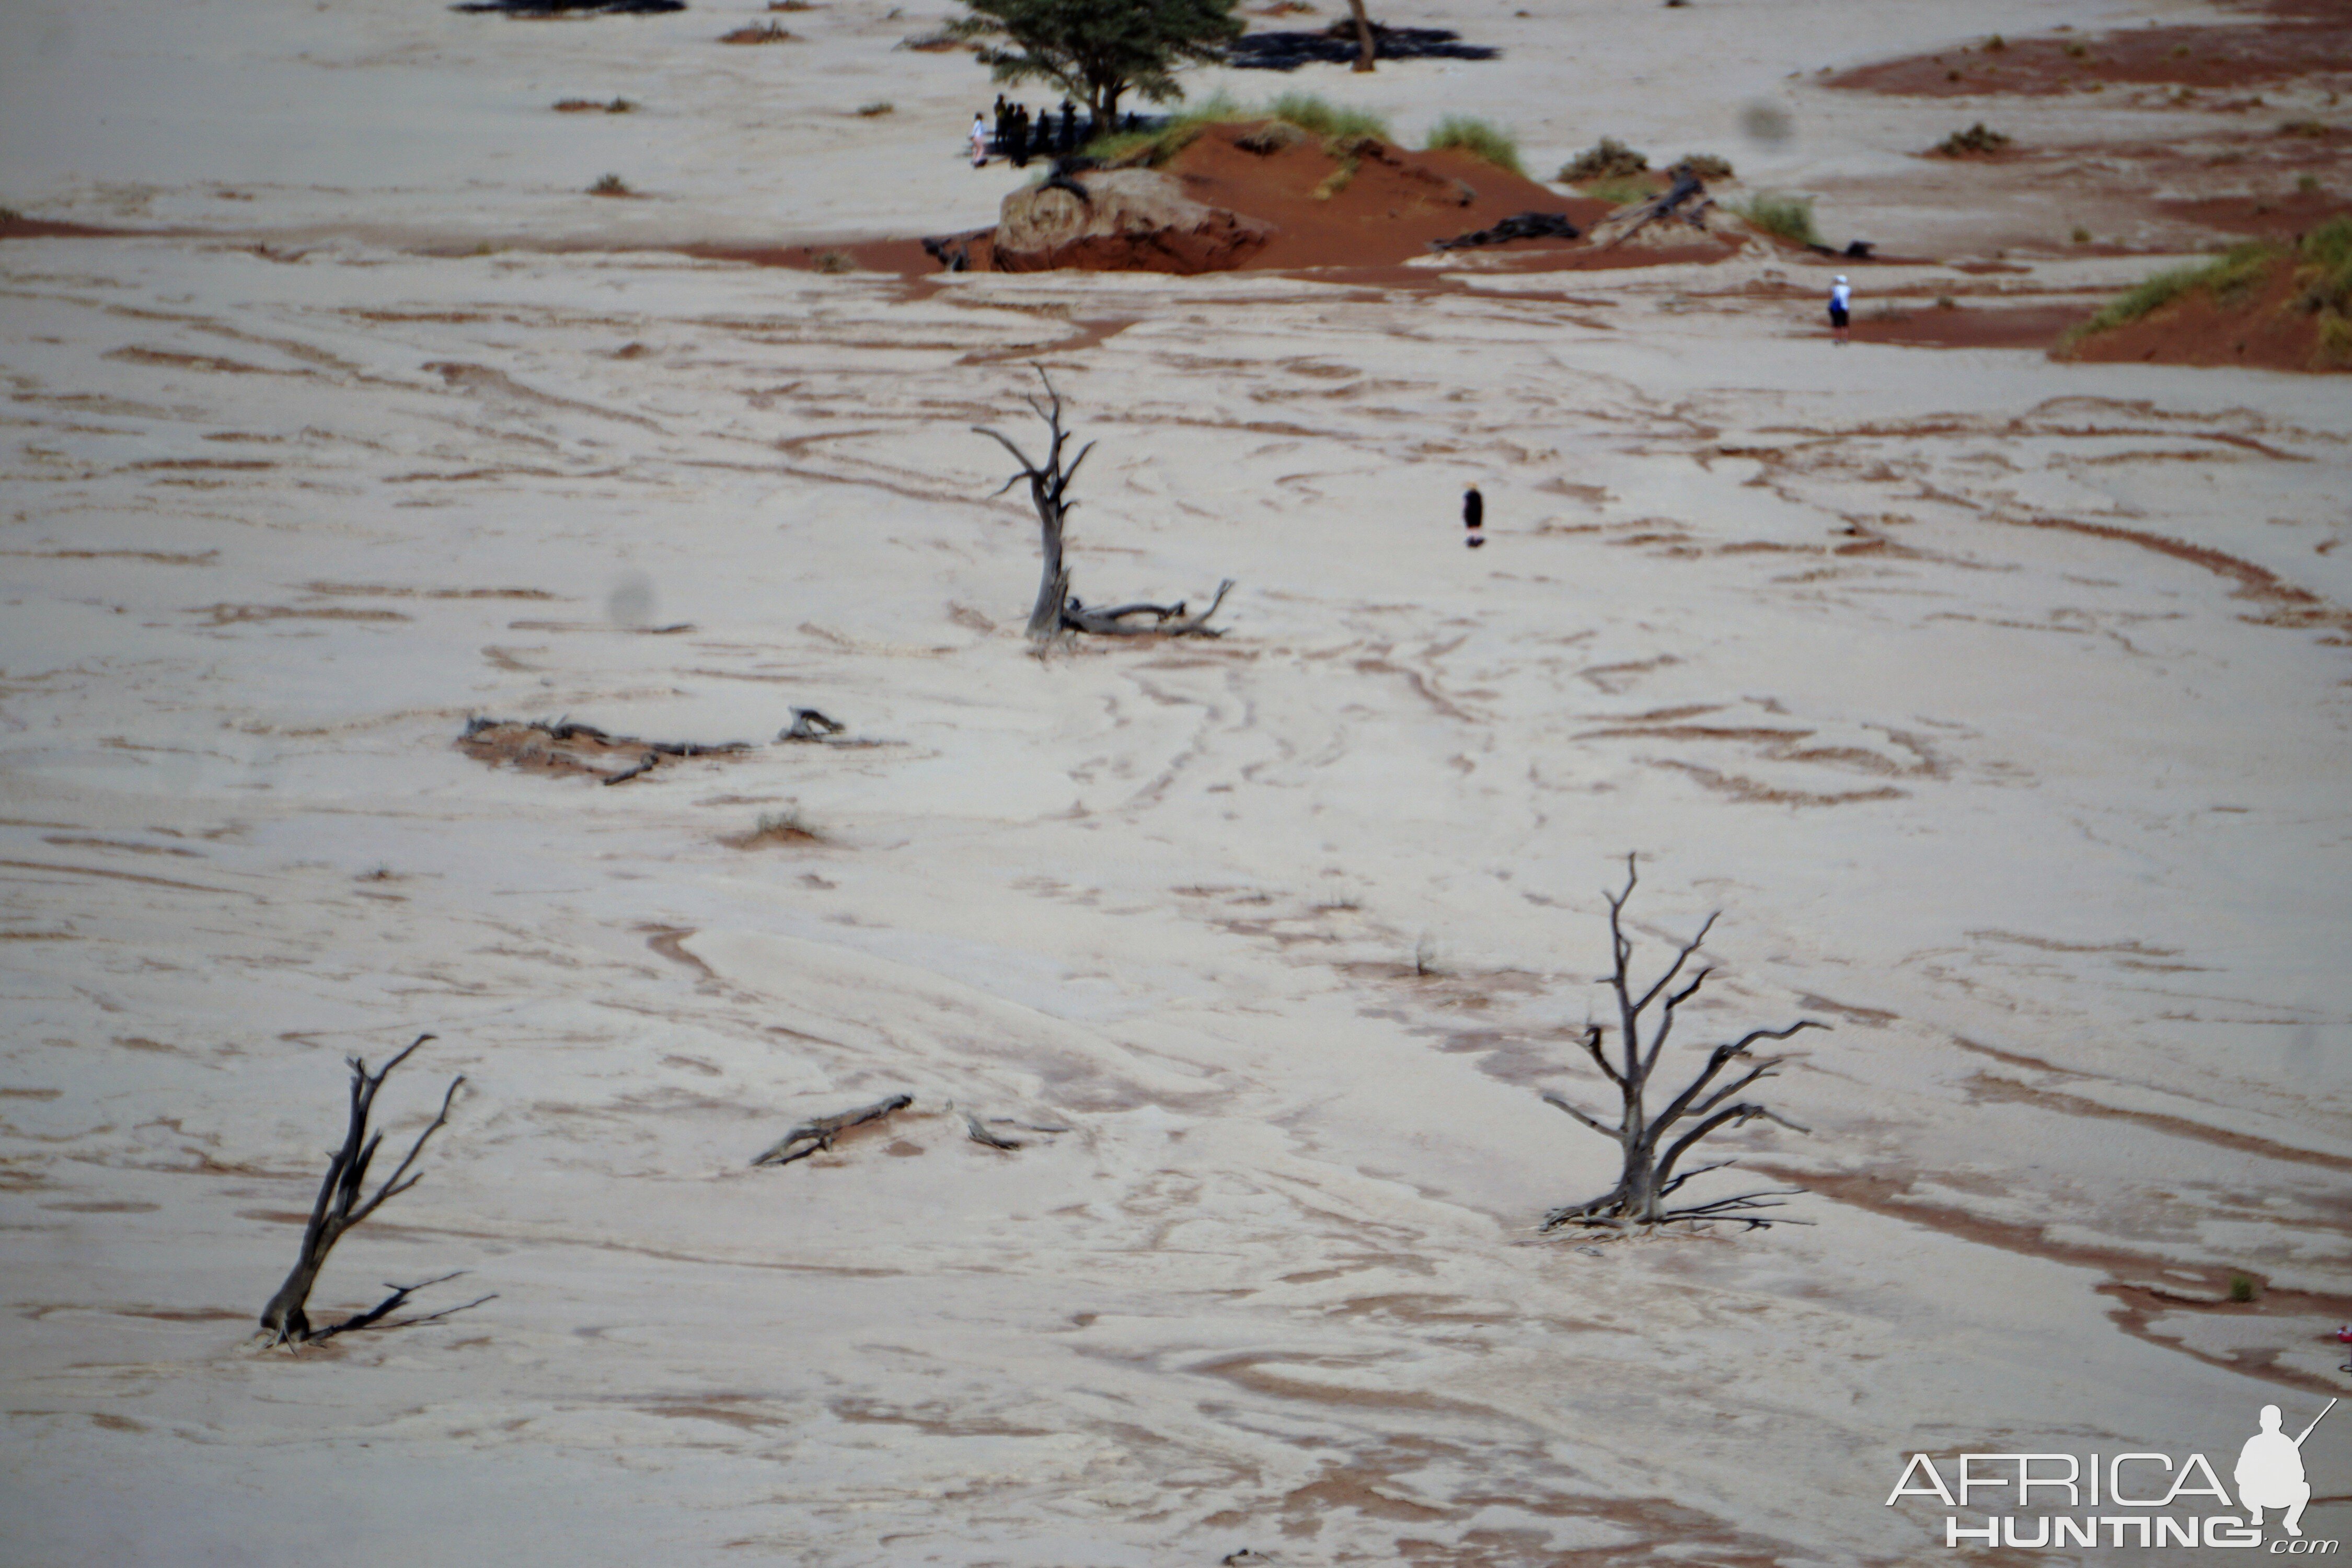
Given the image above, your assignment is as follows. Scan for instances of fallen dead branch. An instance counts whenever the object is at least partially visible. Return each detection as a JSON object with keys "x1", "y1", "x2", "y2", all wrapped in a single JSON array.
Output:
[
  {"x1": 751, "y1": 1093, "x2": 914, "y2": 1166},
  {"x1": 458, "y1": 717, "x2": 753, "y2": 784}
]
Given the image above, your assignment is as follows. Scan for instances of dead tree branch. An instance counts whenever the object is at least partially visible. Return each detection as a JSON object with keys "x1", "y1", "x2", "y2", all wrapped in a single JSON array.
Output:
[
  {"x1": 1539, "y1": 856, "x2": 1826, "y2": 1230},
  {"x1": 259, "y1": 1035, "x2": 467, "y2": 1346},
  {"x1": 751, "y1": 1093, "x2": 914, "y2": 1167},
  {"x1": 973, "y1": 366, "x2": 1233, "y2": 642},
  {"x1": 781, "y1": 708, "x2": 846, "y2": 742}
]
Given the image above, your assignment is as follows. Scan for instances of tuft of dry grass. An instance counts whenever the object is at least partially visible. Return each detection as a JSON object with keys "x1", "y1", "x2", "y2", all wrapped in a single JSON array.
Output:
[
  {"x1": 556, "y1": 96, "x2": 636, "y2": 113},
  {"x1": 720, "y1": 20, "x2": 794, "y2": 42},
  {"x1": 725, "y1": 808, "x2": 824, "y2": 848},
  {"x1": 588, "y1": 173, "x2": 635, "y2": 197},
  {"x1": 813, "y1": 249, "x2": 856, "y2": 273},
  {"x1": 855, "y1": 100, "x2": 894, "y2": 117},
  {"x1": 1930, "y1": 122, "x2": 2013, "y2": 157},
  {"x1": 1559, "y1": 136, "x2": 1647, "y2": 185}
]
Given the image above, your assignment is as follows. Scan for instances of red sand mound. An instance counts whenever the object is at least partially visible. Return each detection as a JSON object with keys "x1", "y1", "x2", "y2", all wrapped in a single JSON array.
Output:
[
  {"x1": 2061, "y1": 238, "x2": 2352, "y2": 374},
  {"x1": 1144, "y1": 121, "x2": 1619, "y2": 271}
]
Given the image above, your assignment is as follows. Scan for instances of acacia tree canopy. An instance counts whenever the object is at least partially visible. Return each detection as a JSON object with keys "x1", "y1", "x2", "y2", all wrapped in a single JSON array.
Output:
[{"x1": 951, "y1": 0, "x2": 1244, "y2": 126}]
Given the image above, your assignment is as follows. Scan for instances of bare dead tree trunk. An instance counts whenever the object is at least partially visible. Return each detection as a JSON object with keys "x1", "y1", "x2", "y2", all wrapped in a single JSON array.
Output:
[
  {"x1": 751, "y1": 1093, "x2": 914, "y2": 1167},
  {"x1": 1541, "y1": 856, "x2": 1825, "y2": 1230},
  {"x1": 259, "y1": 1035, "x2": 470, "y2": 1345},
  {"x1": 1346, "y1": 0, "x2": 1377, "y2": 71},
  {"x1": 975, "y1": 368, "x2": 1093, "y2": 640},
  {"x1": 974, "y1": 367, "x2": 1232, "y2": 641}
]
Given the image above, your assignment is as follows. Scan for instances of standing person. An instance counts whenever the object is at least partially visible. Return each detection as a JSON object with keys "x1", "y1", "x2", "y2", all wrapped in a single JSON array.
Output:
[
  {"x1": 1828, "y1": 274, "x2": 1852, "y2": 346},
  {"x1": 1462, "y1": 483, "x2": 1485, "y2": 549},
  {"x1": 970, "y1": 111, "x2": 990, "y2": 168}
]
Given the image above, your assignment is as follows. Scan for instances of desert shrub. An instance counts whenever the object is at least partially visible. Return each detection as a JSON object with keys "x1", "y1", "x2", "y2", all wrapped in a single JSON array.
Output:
[
  {"x1": 2298, "y1": 214, "x2": 2352, "y2": 312},
  {"x1": 1266, "y1": 91, "x2": 1390, "y2": 143},
  {"x1": 1985, "y1": 32, "x2": 2005, "y2": 51},
  {"x1": 1424, "y1": 114, "x2": 1523, "y2": 175},
  {"x1": 1559, "y1": 136, "x2": 1646, "y2": 184},
  {"x1": 555, "y1": 97, "x2": 635, "y2": 113},
  {"x1": 721, "y1": 20, "x2": 794, "y2": 40},
  {"x1": 1931, "y1": 122, "x2": 2012, "y2": 156},
  {"x1": 2278, "y1": 118, "x2": 2331, "y2": 137},
  {"x1": 769, "y1": 0, "x2": 813, "y2": 8},
  {"x1": 813, "y1": 249, "x2": 856, "y2": 273},
  {"x1": 0, "y1": 206, "x2": 20, "y2": 225},
  {"x1": 1581, "y1": 175, "x2": 1655, "y2": 207},
  {"x1": 2228, "y1": 1272, "x2": 2257, "y2": 1303},
  {"x1": 1673, "y1": 152, "x2": 1734, "y2": 180},
  {"x1": 2298, "y1": 172, "x2": 2322, "y2": 194},
  {"x1": 588, "y1": 173, "x2": 634, "y2": 197},
  {"x1": 1732, "y1": 192, "x2": 1820, "y2": 246},
  {"x1": 2063, "y1": 40, "x2": 2087, "y2": 58},
  {"x1": 856, "y1": 100, "x2": 894, "y2": 116},
  {"x1": 2072, "y1": 225, "x2": 2091, "y2": 244}
]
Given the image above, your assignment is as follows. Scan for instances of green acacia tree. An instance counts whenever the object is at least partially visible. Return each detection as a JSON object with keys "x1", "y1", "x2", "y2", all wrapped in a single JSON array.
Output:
[{"x1": 951, "y1": 0, "x2": 1244, "y2": 129}]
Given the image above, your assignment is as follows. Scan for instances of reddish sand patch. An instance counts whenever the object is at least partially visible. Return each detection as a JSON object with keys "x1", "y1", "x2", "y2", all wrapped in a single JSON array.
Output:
[
  {"x1": 1861, "y1": 302, "x2": 2094, "y2": 351},
  {"x1": 1149, "y1": 122, "x2": 1617, "y2": 271},
  {"x1": 1829, "y1": 11, "x2": 2352, "y2": 99},
  {"x1": 0, "y1": 214, "x2": 140, "y2": 240},
  {"x1": 2062, "y1": 244, "x2": 2351, "y2": 375}
]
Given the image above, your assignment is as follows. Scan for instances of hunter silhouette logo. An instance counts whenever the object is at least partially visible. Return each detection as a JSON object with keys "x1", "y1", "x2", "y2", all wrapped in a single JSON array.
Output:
[
  {"x1": 1887, "y1": 1397, "x2": 2339, "y2": 1551},
  {"x1": 2240, "y1": 1400, "x2": 2332, "y2": 1539}
]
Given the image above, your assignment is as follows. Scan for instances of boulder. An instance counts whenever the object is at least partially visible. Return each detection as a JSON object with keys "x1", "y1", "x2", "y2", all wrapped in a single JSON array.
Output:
[{"x1": 993, "y1": 169, "x2": 1274, "y2": 274}]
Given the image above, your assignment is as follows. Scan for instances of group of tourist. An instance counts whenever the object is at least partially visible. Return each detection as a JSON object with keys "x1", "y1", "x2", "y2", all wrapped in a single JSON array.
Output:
[
  {"x1": 970, "y1": 97, "x2": 1083, "y2": 167},
  {"x1": 968, "y1": 96, "x2": 1151, "y2": 167}
]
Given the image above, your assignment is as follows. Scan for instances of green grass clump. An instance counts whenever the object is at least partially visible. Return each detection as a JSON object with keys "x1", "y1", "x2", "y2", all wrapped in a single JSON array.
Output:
[
  {"x1": 1091, "y1": 91, "x2": 1397, "y2": 167},
  {"x1": 1423, "y1": 114, "x2": 1523, "y2": 175},
  {"x1": 1731, "y1": 192, "x2": 1820, "y2": 246},
  {"x1": 1088, "y1": 90, "x2": 1243, "y2": 165},
  {"x1": 1265, "y1": 91, "x2": 1391, "y2": 143},
  {"x1": 2068, "y1": 241, "x2": 2276, "y2": 343},
  {"x1": 1580, "y1": 175, "x2": 1656, "y2": 207},
  {"x1": 2227, "y1": 1272, "x2": 2257, "y2": 1303}
]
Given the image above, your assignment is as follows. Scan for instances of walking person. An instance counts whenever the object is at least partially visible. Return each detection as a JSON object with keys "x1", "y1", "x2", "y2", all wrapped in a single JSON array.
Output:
[
  {"x1": 970, "y1": 111, "x2": 990, "y2": 168},
  {"x1": 1828, "y1": 274, "x2": 1852, "y2": 346},
  {"x1": 1462, "y1": 483, "x2": 1485, "y2": 549}
]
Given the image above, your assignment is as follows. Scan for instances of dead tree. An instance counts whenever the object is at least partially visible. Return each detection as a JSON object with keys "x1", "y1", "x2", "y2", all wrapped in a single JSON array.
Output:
[
  {"x1": 1345, "y1": 0, "x2": 1376, "y2": 70},
  {"x1": 259, "y1": 1035, "x2": 480, "y2": 1345},
  {"x1": 974, "y1": 367, "x2": 1232, "y2": 642},
  {"x1": 1540, "y1": 857, "x2": 1825, "y2": 1230}
]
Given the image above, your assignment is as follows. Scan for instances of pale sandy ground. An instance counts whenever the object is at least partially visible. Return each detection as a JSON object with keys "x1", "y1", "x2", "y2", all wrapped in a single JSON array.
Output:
[{"x1": 3, "y1": 0, "x2": 2350, "y2": 1564}]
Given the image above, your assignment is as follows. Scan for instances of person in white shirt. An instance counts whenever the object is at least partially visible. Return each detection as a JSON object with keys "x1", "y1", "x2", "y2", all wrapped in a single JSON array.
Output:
[
  {"x1": 970, "y1": 112, "x2": 990, "y2": 168},
  {"x1": 1829, "y1": 275, "x2": 1852, "y2": 346}
]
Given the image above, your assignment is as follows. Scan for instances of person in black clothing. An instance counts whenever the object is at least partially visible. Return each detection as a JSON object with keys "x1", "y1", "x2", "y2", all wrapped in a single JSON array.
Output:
[
  {"x1": 1463, "y1": 484, "x2": 1484, "y2": 548},
  {"x1": 1058, "y1": 99, "x2": 1076, "y2": 153}
]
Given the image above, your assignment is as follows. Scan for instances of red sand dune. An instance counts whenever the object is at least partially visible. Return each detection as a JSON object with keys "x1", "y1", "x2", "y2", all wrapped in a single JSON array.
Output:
[
  {"x1": 1828, "y1": 7, "x2": 2352, "y2": 99},
  {"x1": 2062, "y1": 243, "x2": 2352, "y2": 374},
  {"x1": 1145, "y1": 121, "x2": 1617, "y2": 271}
]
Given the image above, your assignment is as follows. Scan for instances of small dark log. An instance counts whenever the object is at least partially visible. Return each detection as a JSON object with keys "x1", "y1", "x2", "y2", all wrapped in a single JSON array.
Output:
[
  {"x1": 751, "y1": 1093, "x2": 914, "y2": 1167},
  {"x1": 781, "y1": 708, "x2": 846, "y2": 742},
  {"x1": 602, "y1": 751, "x2": 660, "y2": 785}
]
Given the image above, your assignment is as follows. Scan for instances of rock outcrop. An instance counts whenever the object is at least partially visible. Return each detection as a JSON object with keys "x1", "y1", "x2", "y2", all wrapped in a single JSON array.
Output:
[{"x1": 993, "y1": 169, "x2": 1274, "y2": 274}]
